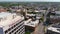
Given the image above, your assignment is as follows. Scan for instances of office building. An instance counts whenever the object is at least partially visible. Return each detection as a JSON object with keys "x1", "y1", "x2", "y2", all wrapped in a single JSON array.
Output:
[{"x1": 0, "y1": 12, "x2": 25, "y2": 34}]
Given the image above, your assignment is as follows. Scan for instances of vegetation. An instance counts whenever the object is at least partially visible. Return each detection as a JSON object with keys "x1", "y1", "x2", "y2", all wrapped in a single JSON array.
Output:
[
  {"x1": 25, "y1": 32, "x2": 30, "y2": 34},
  {"x1": 40, "y1": 17, "x2": 44, "y2": 21}
]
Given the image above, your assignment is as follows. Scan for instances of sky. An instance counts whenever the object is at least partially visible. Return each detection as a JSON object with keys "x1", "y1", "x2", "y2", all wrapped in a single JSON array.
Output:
[{"x1": 0, "y1": 0, "x2": 60, "y2": 2}]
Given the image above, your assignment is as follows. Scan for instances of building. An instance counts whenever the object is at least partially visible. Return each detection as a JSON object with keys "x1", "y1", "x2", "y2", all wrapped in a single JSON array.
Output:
[
  {"x1": 47, "y1": 23, "x2": 60, "y2": 34},
  {"x1": 0, "y1": 12, "x2": 25, "y2": 34},
  {"x1": 24, "y1": 19, "x2": 39, "y2": 30},
  {"x1": 50, "y1": 11, "x2": 60, "y2": 23},
  {"x1": 46, "y1": 11, "x2": 60, "y2": 34},
  {"x1": 0, "y1": 8, "x2": 7, "y2": 12},
  {"x1": 26, "y1": 10, "x2": 44, "y2": 20},
  {"x1": 35, "y1": 10, "x2": 44, "y2": 20}
]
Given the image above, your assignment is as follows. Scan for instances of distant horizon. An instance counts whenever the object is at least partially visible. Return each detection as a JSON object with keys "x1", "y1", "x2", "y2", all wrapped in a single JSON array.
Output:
[
  {"x1": 0, "y1": 0, "x2": 60, "y2": 2},
  {"x1": 0, "y1": 1, "x2": 60, "y2": 2}
]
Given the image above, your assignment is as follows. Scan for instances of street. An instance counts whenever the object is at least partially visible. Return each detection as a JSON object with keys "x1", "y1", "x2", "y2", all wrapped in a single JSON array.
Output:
[{"x1": 32, "y1": 22, "x2": 44, "y2": 34}]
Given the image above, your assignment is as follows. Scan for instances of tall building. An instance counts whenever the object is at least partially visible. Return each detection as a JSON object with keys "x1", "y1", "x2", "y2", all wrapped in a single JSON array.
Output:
[{"x1": 0, "y1": 12, "x2": 25, "y2": 34}]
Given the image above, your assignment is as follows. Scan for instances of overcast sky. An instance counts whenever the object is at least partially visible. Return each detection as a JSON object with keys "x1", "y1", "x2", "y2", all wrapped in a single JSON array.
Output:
[{"x1": 0, "y1": 0, "x2": 60, "y2": 2}]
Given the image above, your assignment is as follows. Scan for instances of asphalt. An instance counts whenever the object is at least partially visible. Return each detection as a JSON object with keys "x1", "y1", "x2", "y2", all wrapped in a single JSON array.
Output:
[{"x1": 31, "y1": 22, "x2": 44, "y2": 34}]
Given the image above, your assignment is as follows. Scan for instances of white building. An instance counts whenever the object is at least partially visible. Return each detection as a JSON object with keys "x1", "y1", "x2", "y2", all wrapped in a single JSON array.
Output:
[
  {"x1": 47, "y1": 23, "x2": 60, "y2": 34},
  {"x1": 0, "y1": 12, "x2": 25, "y2": 34},
  {"x1": 35, "y1": 10, "x2": 46, "y2": 14},
  {"x1": 26, "y1": 14, "x2": 35, "y2": 17},
  {"x1": 24, "y1": 19, "x2": 39, "y2": 28}
]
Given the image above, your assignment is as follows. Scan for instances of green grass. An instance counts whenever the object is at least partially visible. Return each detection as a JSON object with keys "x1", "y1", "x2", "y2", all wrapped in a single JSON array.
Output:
[{"x1": 25, "y1": 32, "x2": 30, "y2": 34}]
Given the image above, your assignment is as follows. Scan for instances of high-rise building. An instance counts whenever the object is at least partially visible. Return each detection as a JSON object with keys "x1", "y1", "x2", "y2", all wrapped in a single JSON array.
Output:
[{"x1": 0, "y1": 12, "x2": 25, "y2": 34}]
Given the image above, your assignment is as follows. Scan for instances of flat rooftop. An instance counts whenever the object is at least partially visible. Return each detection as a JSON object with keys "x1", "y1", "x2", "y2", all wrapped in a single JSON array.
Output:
[
  {"x1": 0, "y1": 12, "x2": 24, "y2": 31},
  {"x1": 0, "y1": 12, "x2": 11, "y2": 18},
  {"x1": 24, "y1": 19, "x2": 39, "y2": 27}
]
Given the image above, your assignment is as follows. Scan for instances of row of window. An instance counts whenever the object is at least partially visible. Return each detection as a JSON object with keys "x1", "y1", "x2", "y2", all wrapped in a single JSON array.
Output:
[
  {"x1": 5, "y1": 20, "x2": 24, "y2": 34},
  {"x1": 20, "y1": 28, "x2": 25, "y2": 34},
  {"x1": 15, "y1": 26, "x2": 25, "y2": 34}
]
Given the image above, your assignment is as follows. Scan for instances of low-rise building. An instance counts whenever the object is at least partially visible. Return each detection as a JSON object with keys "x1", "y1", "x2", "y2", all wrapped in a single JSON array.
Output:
[
  {"x1": 0, "y1": 8, "x2": 7, "y2": 12},
  {"x1": 47, "y1": 23, "x2": 60, "y2": 34},
  {"x1": 50, "y1": 11, "x2": 60, "y2": 23},
  {"x1": 24, "y1": 19, "x2": 39, "y2": 30}
]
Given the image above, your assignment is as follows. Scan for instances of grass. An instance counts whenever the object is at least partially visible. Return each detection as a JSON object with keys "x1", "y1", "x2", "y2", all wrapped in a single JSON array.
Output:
[{"x1": 25, "y1": 32, "x2": 30, "y2": 34}]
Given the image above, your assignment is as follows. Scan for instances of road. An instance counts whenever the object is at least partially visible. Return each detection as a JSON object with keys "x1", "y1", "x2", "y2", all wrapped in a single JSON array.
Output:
[{"x1": 31, "y1": 22, "x2": 44, "y2": 34}]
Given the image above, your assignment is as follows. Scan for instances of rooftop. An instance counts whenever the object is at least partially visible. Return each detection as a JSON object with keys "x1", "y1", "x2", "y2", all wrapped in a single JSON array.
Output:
[
  {"x1": 0, "y1": 12, "x2": 11, "y2": 18},
  {"x1": 0, "y1": 12, "x2": 24, "y2": 31},
  {"x1": 24, "y1": 19, "x2": 39, "y2": 27}
]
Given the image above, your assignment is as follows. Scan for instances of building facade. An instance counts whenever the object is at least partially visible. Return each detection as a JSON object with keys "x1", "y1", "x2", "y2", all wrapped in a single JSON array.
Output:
[{"x1": 0, "y1": 12, "x2": 25, "y2": 34}]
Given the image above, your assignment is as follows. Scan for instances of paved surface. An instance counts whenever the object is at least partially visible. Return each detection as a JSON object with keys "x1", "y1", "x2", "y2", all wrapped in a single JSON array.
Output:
[{"x1": 32, "y1": 22, "x2": 44, "y2": 34}]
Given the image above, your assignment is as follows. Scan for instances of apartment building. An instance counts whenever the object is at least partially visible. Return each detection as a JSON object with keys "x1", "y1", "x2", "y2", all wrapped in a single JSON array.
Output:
[{"x1": 0, "y1": 12, "x2": 25, "y2": 34}]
